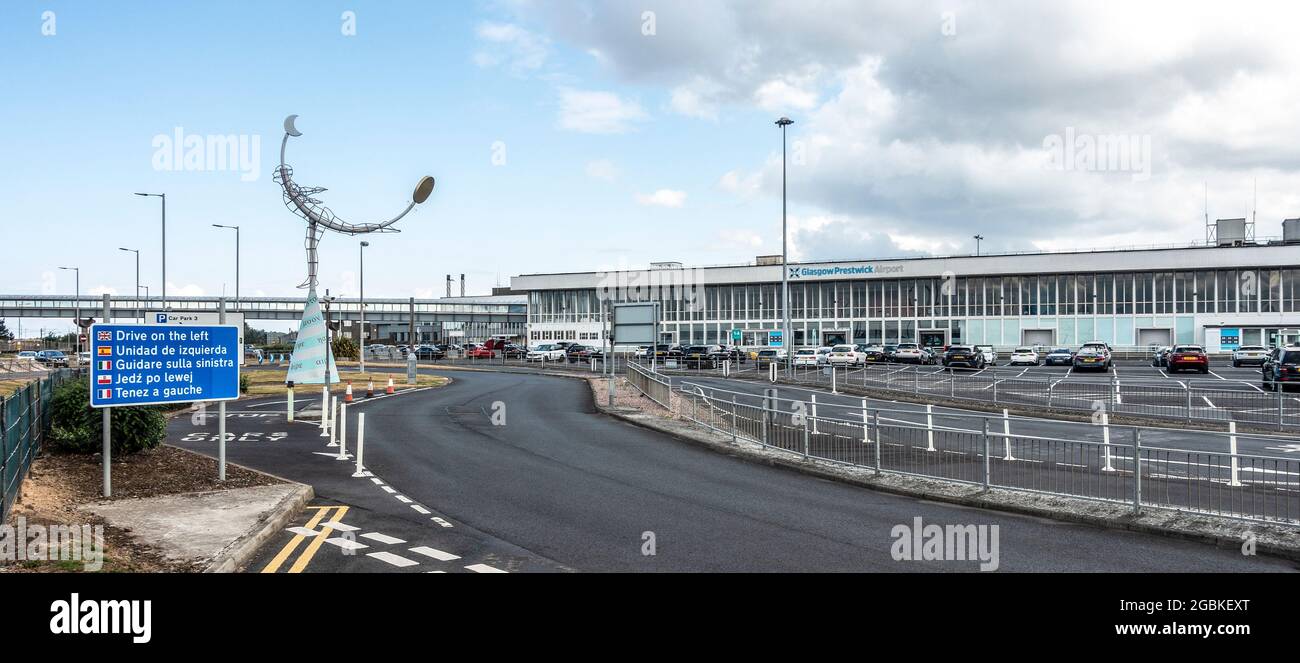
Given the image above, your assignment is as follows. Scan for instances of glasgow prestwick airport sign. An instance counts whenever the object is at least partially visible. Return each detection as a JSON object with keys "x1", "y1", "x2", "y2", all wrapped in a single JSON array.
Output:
[{"x1": 788, "y1": 263, "x2": 905, "y2": 279}]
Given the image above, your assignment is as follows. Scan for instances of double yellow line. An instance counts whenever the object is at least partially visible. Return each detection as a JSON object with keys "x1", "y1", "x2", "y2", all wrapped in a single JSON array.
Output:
[{"x1": 261, "y1": 505, "x2": 350, "y2": 573}]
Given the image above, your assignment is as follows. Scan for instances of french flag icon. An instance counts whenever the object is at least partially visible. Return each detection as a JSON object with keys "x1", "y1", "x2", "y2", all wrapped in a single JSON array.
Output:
[{"x1": 98, "y1": 388, "x2": 113, "y2": 400}]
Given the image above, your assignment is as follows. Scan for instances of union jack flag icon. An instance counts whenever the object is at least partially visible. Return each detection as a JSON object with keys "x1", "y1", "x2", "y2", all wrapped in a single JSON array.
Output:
[{"x1": 97, "y1": 331, "x2": 112, "y2": 341}]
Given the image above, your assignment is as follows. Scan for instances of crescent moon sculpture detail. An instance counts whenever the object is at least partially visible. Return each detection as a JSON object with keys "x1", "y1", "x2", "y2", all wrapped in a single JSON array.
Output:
[{"x1": 273, "y1": 114, "x2": 435, "y2": 289}]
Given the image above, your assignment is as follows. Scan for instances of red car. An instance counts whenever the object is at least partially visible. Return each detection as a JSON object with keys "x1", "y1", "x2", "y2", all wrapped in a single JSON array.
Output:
[
  {"x1": 1166, "y1": 345, "x2": 1209, "y2": 373},
  {"x1": 466, "y1": 346, "x2": 495, "y2": 359}
]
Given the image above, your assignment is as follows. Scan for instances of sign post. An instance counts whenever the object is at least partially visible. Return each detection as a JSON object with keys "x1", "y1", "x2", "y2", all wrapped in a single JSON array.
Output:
[{"x1": 101, "y1": 294, "x2": 111, "y2": 497}]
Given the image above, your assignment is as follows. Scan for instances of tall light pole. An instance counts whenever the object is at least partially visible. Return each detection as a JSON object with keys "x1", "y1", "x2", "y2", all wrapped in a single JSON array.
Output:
[
  {"x1": 135, "y1": 193, "x2": 166, "y2": 309},
  {"x1": 58, "y1": 266, "x2": 79, "y2": 353},
  {"x1": 776, "y1": 116, "x2": 794, "y2": 376},
  {"x1": 212, "y1": 224, "x2": 240, "y2": 310},
  {"x1": 119, "y1": 248, "x2": 140, "y2": 321},
  {"x1": 359, "y1": 240, "x2": 369, "y2": 374},
  {"x1": 973, "y1": 234, "x2": 984, "y2": 256}
]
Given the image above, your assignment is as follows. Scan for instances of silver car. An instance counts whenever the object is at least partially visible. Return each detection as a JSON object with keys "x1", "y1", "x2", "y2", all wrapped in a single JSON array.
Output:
[{"x1": 1232, "y1": 345, "x2": 1269, "y2": 367}]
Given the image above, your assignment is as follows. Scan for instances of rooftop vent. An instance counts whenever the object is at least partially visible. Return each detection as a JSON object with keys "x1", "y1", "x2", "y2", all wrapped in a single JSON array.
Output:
[
  {"x1": 649, "y1": 261, "x2": 683, "y2": 269},
  {"x1": 1212, "y1": 218, "x2": 1253, "y2": 247},
  {"x1": 1284, "y1": 218, "x2": 1300, "y2": 244},
  {"x1": 755, "y1": 255, "x2": 784, "y2": 266}
]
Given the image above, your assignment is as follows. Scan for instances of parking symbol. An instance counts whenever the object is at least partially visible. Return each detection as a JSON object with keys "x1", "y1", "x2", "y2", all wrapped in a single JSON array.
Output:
[{"x1": 156, "y1": 314, "x2": 168, "y2": 323}]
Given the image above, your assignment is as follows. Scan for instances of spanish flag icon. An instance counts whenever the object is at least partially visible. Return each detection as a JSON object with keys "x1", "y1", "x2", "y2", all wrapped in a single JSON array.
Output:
[{"x1": 98, "y1": 347, "x2": 112, "y2": 357}]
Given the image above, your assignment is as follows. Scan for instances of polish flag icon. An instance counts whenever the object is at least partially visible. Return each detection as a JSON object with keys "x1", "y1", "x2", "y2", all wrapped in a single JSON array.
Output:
[
  {"x1": 98, "y1": 360, "x2": 112, "y2": 371},
  {"x1": 97, "y1": 375, "x2": 112, "y2": 385},
  {"x1": 98, "y1": 388, "x2": 113, "y2": 400}
]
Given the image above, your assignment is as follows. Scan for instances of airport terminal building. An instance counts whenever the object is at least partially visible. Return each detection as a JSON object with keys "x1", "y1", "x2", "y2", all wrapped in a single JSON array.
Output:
[{"x1": 512, "y1": 223, "x2": 1300, "y2": 352}]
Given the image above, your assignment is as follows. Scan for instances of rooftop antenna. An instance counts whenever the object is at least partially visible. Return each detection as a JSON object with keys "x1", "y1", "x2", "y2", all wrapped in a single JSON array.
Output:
[{"x1": 1204, "y1": 182, "x2": 1212, "y2": 244}]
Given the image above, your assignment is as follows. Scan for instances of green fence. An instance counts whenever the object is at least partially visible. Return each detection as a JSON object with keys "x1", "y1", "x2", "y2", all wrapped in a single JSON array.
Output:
[{"x1": 1, "y1": 369, "x2": 80, "y2": 522}]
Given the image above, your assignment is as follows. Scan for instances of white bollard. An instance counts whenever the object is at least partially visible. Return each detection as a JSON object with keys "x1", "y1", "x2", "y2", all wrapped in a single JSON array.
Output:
[
  {"x1": 337, "y1": 403, "x2": 348, "y2": 460},
  {"x1": 832, "y1": 365, "x2": 838, "y2": 394},
  {"x1": 319, "y1": 387, "x2": 329, "y2": 435},
  {"x1": 327, "y1": 396, "x2": 339, "y2": 447},
  {"x1": 811, "y1": 394, "x2": 820, "y2": 434},
  {"x1": 1002, "y1": 408, "x2": 1014, "y2": 460},
  {"x1": 287, "y1": 387, "x2": 294, "y2": 423},
  {"x1": 861, "y1": 398, "x2": 870, "y2": 444},
  {"x1": 925, "y1": 403, "x2": 935, "y2": 451},
  {"x1": 352, "y1": 413, "x2": 366, "y2": 477},
  {"x1": 1228, "y1": 421, "x2": 1242, "y2": 487},
  {"x1": 1100, "y1": 412, "x2": 1114, "y2": 472}
]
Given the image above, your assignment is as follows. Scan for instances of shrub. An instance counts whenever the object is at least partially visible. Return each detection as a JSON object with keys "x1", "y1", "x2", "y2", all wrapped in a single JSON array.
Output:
[
  {"x1": 49, "y1": 380, "x2": 167, "y2": 455},
  {"x1": 332, "y1": 336, "x2": 358, "y2": 361},
  {"x1": 240, "y1": 373, "x2": 251, "y2": 393}
]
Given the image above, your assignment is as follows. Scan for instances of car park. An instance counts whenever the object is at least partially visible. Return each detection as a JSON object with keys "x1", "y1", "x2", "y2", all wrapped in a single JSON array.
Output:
[
  {"x1": 1262, "y1": 346, "x2": 1300, "y2": 391},
  {"x1": 1044, "y1": 348, "x2": 1074, "y2": 366},
  {"x1": 1166, "y1": 345, "x2": 1209, "y2": 373},
  {"x1": 1150, "y1": 346, "x2": 1172, "y2": 367},
  {"x1": 35, "y1": 350, "x2": 68, "y2": 367},
  {"x1": 942, "y1": 345, "x2": 984, "y2": 370},
  {"x1": 1008, "y1": 347, "x2": 1040, "y2": 366},
  {"x1": 892, "y1": 343, "x2": 932, "y2": 364},
  {"x1": 974, "y1": 345, "x2": 997, "y2": 366},
  {"x1": 792, "y1": 348, "x2": 819, "y2": 367},
  {"x1": 1232, "y1": 345, "x2": 1269, "y2": 367},
  {"x1": 526, "y1": 343, "x2": 566, "y2": 362},
  {"x1": 827, "y1": 344, "x2": 864, "y2": 366}
]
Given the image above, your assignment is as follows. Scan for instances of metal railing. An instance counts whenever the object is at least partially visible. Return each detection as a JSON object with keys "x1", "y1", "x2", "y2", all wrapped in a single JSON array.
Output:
[
  {"x1": 626, "y1": 361, "x2": 672, "y2": 408},
  {"x1": 639, "y1": 358, "x2": 1300, "y2": 431},
  {"x1": 672, "y1": 381, "x2": 1300, "y2": 525},
  {"x1": 1, "y1": 369, "x2": 80, "y2": 521}
]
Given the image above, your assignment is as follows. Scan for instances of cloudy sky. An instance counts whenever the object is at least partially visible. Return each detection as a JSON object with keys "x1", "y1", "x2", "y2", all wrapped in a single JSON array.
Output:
[{"x1": 3, "y1": 1, "x2": 1299, "y2": 331}]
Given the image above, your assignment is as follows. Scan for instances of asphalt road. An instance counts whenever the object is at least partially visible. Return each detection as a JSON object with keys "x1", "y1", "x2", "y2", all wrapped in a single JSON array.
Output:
[{"x1": 172, "y1": 369, "x2": 1296, "y2": 572}]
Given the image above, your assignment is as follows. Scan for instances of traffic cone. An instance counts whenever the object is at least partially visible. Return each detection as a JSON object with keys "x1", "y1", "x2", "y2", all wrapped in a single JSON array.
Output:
[
  {"x1": 385, "y1": 376, "x2": 395, "y2": 394},
  {"x1": 366, "y1": 380, "x2": 375, "y2": 398},
  {"x1": 344, "y1": 381, "x2": 354, "y2": 403}
]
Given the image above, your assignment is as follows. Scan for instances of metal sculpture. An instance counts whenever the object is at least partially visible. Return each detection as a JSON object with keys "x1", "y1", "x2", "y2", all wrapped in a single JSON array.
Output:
[
  {"x1": 273, "y1": 114, "x2": 434, "y2": 385},
  {"x1": 274, "y1": 114, "x2": 435, "y2": 289}
]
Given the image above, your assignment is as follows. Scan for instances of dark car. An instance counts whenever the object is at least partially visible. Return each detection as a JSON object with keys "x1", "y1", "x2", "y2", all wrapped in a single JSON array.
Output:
[
  {"x1": 1167, "y1": 345, "x2": 1209, "y2": 374},
  {"x1": 502, "y1": 344, "x2": 527, "y2": 358},
  {"x1": 415, "y1": 345, "x2": 446, "y2": 360},
  {"x1": 942, "y1": 345, "x2": 985, "y2": 370},
  {"x1": 1150, "y1": 346, "x2": 1172, "y2": 367},
  {"x1": 711, "y1": 345, "x2": 746, "y2": 363},
  {"x1": 648, "y1": 344, "x2": 675, "y2": 362},
  {"x1": 1262, "y1": 347, "x2": 1300, "y2": 392},
  {"x1": 683, "y1": 345, "x2": 719, "y2": 368},
  {"x1": 35, "y1": 350, "x2": 69, "y2": 367},
  {"x1": 861, "y1": 345, "x2": 888, "y2": 362},
  {"x1": 566, "y1": 344, "x2": 592, "y2": 363},
  {"x1": 1072, "y1": 346, "x2": 1110, "y2": 372},
  {"x1": 1044, "y1": 348, "x2": 1075, "y2": 366},
  {"x1": 882, "y1": 344, "x2": 899, "y2": 362}
]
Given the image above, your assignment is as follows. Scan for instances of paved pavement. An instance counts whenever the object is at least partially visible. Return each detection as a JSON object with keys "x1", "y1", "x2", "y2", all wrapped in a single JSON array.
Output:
[{"x1": 168, "y1": 370, "x2": 1297, "y2": 572}]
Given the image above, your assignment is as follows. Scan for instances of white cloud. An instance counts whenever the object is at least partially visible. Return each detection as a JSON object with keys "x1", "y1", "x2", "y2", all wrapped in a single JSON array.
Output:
[
  {"x1": 557, "y1": 88, "x2": 648, "y2": 134},
  {"x1": 166, "y1": 282, "x2": 206, "y2": 297},
  {"x1": 717, "y1": 169, "x2": 765, "y2": 198},
  {"x1": 585, "y1": 159, "x2": 620, "y2": 181},
  {"x1": 635, "y1": 189, "x2": 687, "y2": 208},
  {"x1": 474, "y1": 22, "x2": 549, "y2": 73},
  {"x1": 718, "y1": 229, "x2": 764, "y2": 247}
]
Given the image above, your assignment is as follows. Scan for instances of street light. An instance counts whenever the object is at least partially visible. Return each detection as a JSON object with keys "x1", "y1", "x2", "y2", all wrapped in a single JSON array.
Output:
[
  {"x1": 359, "y1": 240, "x2": 369, "y2": 374},
  {"x1": 134, "y1": 192, "x2": 166, "y2": 309},
  {"x1": 973, "y1": 234, "x2": 984, "y2": 256},
  {"x1": 212, "y1": 224, "x2": 240, "y2": 310},
  {"x1": 776, "y1": 116, "x2": 794, "y2": 376},
  {"x1": 58, "y1": 266, "x2": 80, "y2": 353},
  {"x1": 119, "y1": 247, "x2": 140, "y2": 321}
]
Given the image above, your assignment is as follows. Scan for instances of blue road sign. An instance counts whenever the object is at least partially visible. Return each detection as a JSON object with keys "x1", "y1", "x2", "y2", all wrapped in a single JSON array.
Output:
[
  {"x1": 768, "y1": 330, "x2": 784, "y2": 348},
  {"x1": 89, "y1": 323, "x2": 241, "y2": 408}
]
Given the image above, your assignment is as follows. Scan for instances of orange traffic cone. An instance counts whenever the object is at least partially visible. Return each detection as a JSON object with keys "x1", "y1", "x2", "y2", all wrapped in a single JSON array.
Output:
[
  {"x1": 366, "y1": 380, "x2": 375, "y2": 398},
  {"x1": 385, "y1": 376, "x2": 395, "y2": 394},
  {"x1": 344, "y1": 381, "x2": 354, "y2": 403}
]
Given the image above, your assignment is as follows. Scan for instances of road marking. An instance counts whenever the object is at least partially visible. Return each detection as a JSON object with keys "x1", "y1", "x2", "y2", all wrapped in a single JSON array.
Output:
[
  {"x1": 432, "y1": 517, "x2": 454, "y2": 528},
  {"x1": 367, "y1": 551, "x2": 419, "y2": 568},
  {"x1": 465, "y1": 563, "x2": 507, "y2": 573},
  {"x1": 370, "y1": 477, "x2": 384, "y2": 485},
  {"x1": 410, "y1": 504, "x2": 431, "y2": 514},
  {"x1": 325, "y1": 537, "x2": 368, "y2": 550},
  {"x1": 360, "y1": 532, "x2": 407, "y2": 545},
  {"x1": 410, "y1": 546, "x2": 461, "y2": 561},
  {"x1": 1202, "y1": 396, "x2": 1217, "y2": 409},
  {"x1": 395, "y1": 495, "x2": 413, "y2": 504},
  {"x1": 289, "y1": 506, "x2": 351, "y2": 572},
  {"x1": 321, "y1": 521, "x2": 358, "y2": 532},
  {"x1": 381, "y1": 485, "x2": 397, "y2": 494},
  {"x1": 262, "y1": 506, "x2": 334, "y2": 573},
  {"x1": 286, "y1": 526, "x2": 321, "y2": 537}
]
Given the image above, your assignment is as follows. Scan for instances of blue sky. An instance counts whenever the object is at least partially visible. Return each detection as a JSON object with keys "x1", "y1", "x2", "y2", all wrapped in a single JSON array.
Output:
[{"x1": 6, "y1": 1, "x2": 1300, "y2": 334}]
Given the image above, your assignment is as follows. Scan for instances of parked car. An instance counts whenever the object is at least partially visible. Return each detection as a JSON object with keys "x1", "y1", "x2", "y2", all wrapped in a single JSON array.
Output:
[
  {"x1": 77, "y1": 351, "x2": 91, "y2": 364},
  {"x1": 861, "y1": 345, "x2": 889, "y2": 363},
  {"x1": 1008, "y1": 347, "x2": 1040, "y2": 366},
  {"x1": 566, "y1": 344, "x2": 593, "y2": 363},
  {"x1": 892, "y1": 342, "x2": 931, "y2": 365},
  {"x1": 1150, "y1": 346, "x2": 1172, "y2": 367},
  {"x1": 713, "y1": 345, "x2": 747, "y2": 363},
  {"x1": 1072, "y1": 346, "x2": 1110, "y2": 371},
  {"x1": 415, "y1": 345, "x2": 446, "y2": 360},
  {"x1": 466, "y1": 346, "x2": 495, "y2": 359},
  {"x1": 634, "y1": 346, "x2": 650, "y2": 358},
  {"x1": 974, "y1": 345, "x2": 997, "y2": 366},
  {"x1": 1166, "y1": 345, "x2": 1209, "y2": 373},
  {"x1": 501, "y1": 344, "x2": 528, "y2": 358},
  {"x1": 648, "y1": 344, "x2": 680, "y2": 362},
  {"x1": 16, "y1": 350, "x2": 39, "y2": 361},
  {"x1": 1232, "y1": 345, "x2": 1269, "y2": 368},
  {"x1": 526, "y1": 343, "x2": 566, "y2": 362},
  {"x1": 683, "y1": 345, "x2": 719, "y2": 368},
  {"x1": 827, "y1": 344, "x2": 864, "y2": 366},
  {"x1": 942, "y1": 345, "x2": 985, "y2": 370},
  {"x1": 1262, "y1": 346, "x2": 1300, "y2": 392},
  {"x1": 756, "y1": 348, "x2": 787, "y2": 363},
  {"x1": 35, "y1": 350, "x2": 68, "y2": 367},
  {"x1": 792, "y1": 347, "x2": 819, "y2": 367},
  {"x1": 1044, "y1": 348, "x2": 1075, "y2": 366},
  {"x1": 882, "y1": 344, "x2": 899, "y2": 362}
]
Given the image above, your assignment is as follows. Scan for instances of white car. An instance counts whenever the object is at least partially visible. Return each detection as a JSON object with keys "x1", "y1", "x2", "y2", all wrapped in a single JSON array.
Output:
[
  {"x1": 892, "y1": 342, "x2": 932, "y2": 364},
  {"x1": 792, "y1": 348, "x2": 819, "y2": 366},
  {"x1": 634, "y1": 346, "x2": 650, "y2": 358},
  {"x1": 974, "y1": 345, "x2": 997, "y2": 366},
  {"x1": 526, "y1": 343, "x2": 566, "y2": 362},
  {"x1": 815, "y1": 346, "x2": 834, "y2": 365},
  {"x1": 1008, "y1": 347, "x2": 1040, "y2": 366},
  {"x1": 827, "y1": 344, "x2": 864, "y2": 366},
  {"x1": 1232, "y1": 345, "x2": 1269, "y2": 367}
]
